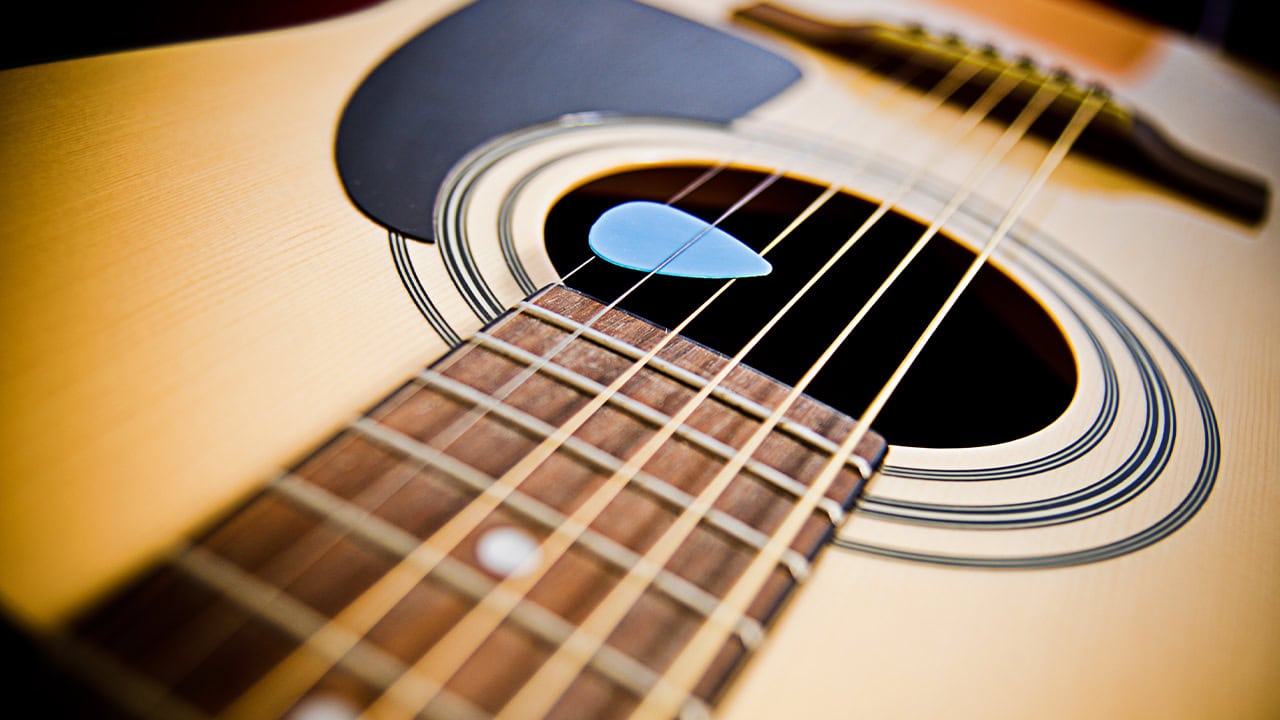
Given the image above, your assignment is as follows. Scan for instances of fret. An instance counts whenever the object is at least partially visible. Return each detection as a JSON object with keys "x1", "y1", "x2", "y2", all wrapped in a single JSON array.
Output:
[
  {"x1": 175, "y1": 545, "x2": 344, "y2": 668},
  {"x1": 298, "y1": 427, "x2": 479, "y2": 545},
  {"x1": 414, "y1": 368, "x2": 811, "y2": 581},
  {"x1": 469, "y1": 331, "x2": 847, "y2": 525},
  {"x1": 516, "y1": 300, "x2": 875, "y2": 483}
]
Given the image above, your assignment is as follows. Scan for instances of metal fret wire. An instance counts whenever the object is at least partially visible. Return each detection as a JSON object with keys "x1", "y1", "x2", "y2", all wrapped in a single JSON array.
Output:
[
  {"x1": 631, "y1": 90, "x2": 1107, "y2": 719},
  {"x1": 496, "y1": 65, "x2": 1065, "y2": 720},
  {"x1": 216, "y1": 41, "x2": 906, "y2": 720}
]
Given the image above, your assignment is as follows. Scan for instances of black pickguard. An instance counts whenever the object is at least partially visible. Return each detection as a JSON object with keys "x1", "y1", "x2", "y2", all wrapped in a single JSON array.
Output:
[{"x1": 335, "y1": 0, "x2": 801, "y2": 242}]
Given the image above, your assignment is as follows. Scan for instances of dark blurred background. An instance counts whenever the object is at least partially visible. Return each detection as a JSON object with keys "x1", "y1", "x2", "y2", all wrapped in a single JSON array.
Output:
[
  {"x1": 1095, "y1": 0, "x2": 1275, "y2": 71},
  {"x1": 0, "y1": 0, "x2": 1276, "y2": 73},
  {"x1": 0, "y1": 0, "x2": 382, "y2": 69}
]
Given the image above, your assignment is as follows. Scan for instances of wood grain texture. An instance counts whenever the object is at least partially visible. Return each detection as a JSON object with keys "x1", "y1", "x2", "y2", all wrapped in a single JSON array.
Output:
[{"x1": 0, "y1": 0, "x2": 476, "y2": 625}]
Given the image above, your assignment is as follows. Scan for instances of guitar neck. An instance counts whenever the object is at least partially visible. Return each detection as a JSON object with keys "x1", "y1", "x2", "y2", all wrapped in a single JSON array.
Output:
[{"x1": 57, "y1": 285, "x2": 885, "y2": 718}]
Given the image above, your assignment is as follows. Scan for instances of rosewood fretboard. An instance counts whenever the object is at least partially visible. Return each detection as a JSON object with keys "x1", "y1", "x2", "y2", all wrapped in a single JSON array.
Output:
[{"x1": 52, "y1": 285, "x2": 886, "y2": 719}]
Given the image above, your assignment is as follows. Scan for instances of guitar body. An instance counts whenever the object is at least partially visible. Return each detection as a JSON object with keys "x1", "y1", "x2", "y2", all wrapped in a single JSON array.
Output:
[{"x1": 1, "y1": 0, "x2": 1277, "y2": 717}]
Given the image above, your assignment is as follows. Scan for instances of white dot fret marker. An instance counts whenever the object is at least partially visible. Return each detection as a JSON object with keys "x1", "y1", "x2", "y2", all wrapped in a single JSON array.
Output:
[
  {"x1": 476, "y1": 526, "x2": 543, "y2": 578},
  {"x1": 287, "y1": 695, "x2": 359, "y2": 720}
]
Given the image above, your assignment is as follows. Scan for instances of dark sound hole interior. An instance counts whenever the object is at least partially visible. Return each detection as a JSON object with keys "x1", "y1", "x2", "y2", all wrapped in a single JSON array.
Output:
[{"x1": 543, "y1": 165, "x2": 1077, "y2": 448}]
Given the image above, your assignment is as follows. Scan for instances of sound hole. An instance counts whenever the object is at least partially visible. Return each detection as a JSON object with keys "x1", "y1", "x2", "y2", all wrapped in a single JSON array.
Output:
[{"x1": 543, "y1": 166, "x2": 1076, "y2": 448}]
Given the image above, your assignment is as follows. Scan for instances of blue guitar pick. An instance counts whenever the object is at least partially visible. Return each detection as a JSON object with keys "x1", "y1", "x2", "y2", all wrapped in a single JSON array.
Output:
[{"x1": 588, "y1": 201, "x2": 772, "y2": 279}]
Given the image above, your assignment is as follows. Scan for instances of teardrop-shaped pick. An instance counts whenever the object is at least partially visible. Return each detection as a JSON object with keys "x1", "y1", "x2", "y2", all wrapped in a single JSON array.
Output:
[{"x1": 588, "y1": 201, "x2": 772, "y2": 279}]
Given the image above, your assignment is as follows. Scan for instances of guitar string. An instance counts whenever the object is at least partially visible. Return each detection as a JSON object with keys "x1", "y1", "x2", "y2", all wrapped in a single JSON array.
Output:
[
  {"x1": 630, "y1": 87, "x2": 1106, "y2": 720},
  {"x1": 214, "y1": 37, "x2": 911, "y2": 718},
  {"x1": 493, "y1": 66, "x2": 1076, "y2": 720},
  {"x1": 353, "y1": 52, "x2": 999, "y2": 719}
]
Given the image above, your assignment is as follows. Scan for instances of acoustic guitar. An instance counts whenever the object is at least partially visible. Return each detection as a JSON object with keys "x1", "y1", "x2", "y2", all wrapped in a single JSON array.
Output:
[{"x1": 1, "y1": 0, "x2": 1277, "y2": 717}]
